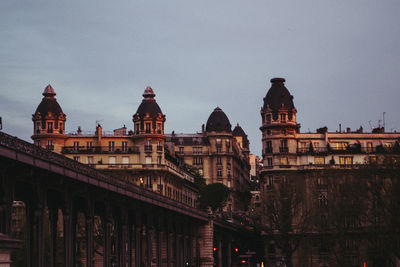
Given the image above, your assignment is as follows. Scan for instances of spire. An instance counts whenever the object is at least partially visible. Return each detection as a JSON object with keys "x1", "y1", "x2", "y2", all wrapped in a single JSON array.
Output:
[
  {"x1": 143, "y1": 86, "x2": 156, "y2": 100},
  {"x1": 42, "y1": 84, "x2": 56, "y2": 98}
]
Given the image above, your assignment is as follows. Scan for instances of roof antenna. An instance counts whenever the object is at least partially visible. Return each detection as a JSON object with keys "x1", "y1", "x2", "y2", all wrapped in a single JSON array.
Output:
[{"x1": 368, "y1": 121, "x2": 373, "y2": 131}]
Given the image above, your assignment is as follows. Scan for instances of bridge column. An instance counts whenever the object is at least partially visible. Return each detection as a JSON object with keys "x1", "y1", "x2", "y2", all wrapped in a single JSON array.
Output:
[
  {"x1": 160, "y1": 217, "x2": 167, "y2": 267},
  {"x1": 103, "y1": 203, "x2": 112, "y2": 267},
  {"x1": 147, "y1": 213, "x2": 155, "y2": 267},
  {"x1": 216, "y1": 234, "x2": 222, "y2": 267},
  {"x1": 135, "y1": 212, "x2": 142, "y2": 267},
  {"x1": 86, "y1": 197, "x2": 94, "y2": 267},
  {"x1": 0, "y1": 176, "x2": 14, "y2": 236},
  {"x1": 34, "y1": 187, "x2": 46, "y2": 267},
  {"x1": 63, "y1": 195, "x2": 75, "y2": 267},
  {"x1": 167, "y1": 218, "x2": 174, "y2": 267},
  {"x1": 226, "y1": 235, "x2": 232, "y2": 267},
  {"x1": 48, "y1": 205, "x2": 58, "y2": 267},
  {"x1": 198, "y1": 214, "x2": 214, "y2": 267},
  {"x1": 25, "y1": 202, "x2": 35, "y2": 267},
  {"x1": 120, "y1": 209, "x2": 129, "y2": 267}
]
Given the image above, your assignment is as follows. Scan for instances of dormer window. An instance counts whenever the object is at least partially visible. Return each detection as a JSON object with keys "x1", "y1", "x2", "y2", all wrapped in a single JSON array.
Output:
[
  {"x1": 145, "y1": 123, "x2": 151, "y2": 133},
  {"x1": 266, "y1": 114, "x2": 272, "y2": 124},
  {"x1": 280, "y1": 113, "x2": 287, "y2": 123},
  {"x1": 47, "y1": 122, "x2": 53, "y2": 133},
  {"x1": 157, "y1": 123, "x2": 162, "y2": 134}
]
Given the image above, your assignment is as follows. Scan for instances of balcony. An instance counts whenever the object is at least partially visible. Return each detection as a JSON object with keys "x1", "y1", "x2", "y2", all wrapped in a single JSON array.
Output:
[
  {"x1": 297, "y1": 145, "x2": 400, "y2": 155},
  {"x1": 156, "y1": 146, "x2": 163, "y2": 151},
  {"x1": 61, "y1": 146, "x2": 140, "y2": 154},
  {"x1": 144, "y1": 145, "x2": 152, "y2": 152},
  {"x1": 279, "y1": 147, "x2": 288, "y2": 153}
]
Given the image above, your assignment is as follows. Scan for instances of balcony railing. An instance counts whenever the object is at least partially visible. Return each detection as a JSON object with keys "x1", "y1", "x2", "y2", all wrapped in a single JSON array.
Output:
[
  {"x1": 279, "y1": 147, "x2": 288, "y2": 153},
  {"x1": 297, "y1": 145, "x2": 400, "y2": 155},
  {"x1": 62, "y1": 146, "x2": 140, "y2": 154},
  {"x1": 157, "y1": 146, "x2": 163, "y2": 151},
  {"x1": 144, "y1": 145, "x2": 152, "y2": 152}
]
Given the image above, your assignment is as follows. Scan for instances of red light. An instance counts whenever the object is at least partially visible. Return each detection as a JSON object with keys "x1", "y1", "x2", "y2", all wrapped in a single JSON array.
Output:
[
  {"x1": 241, "y1": 260, "x2": 246, "y2": 263},
  {"x1": 234, "y1": 248, "x2": 239, "y2": 252},
  {"x1": 364, "y1": 263, "x2": 367, "y2": 267},
  {"x1": 213, "y1": 247, "x2": 217, "y2": 252}
]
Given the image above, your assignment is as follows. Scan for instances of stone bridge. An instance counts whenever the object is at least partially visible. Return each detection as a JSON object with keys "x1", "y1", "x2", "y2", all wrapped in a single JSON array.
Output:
[{"x1": 0, "y1": 131, "x2": 260, "y2": 267}]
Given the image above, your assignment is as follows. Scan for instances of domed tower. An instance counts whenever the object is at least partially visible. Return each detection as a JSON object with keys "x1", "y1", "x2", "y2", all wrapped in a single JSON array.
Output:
[
  {"x1": 32, "y1": 85, "x2": 66, "y2": 151},
  {"x1": 233, "y1": 123, "x2": 250, "y2": 155},
  {"x1": 260, "y1": 78, "x2": 299, "y2": 169},
  {"x1": 133, "y1": 87, "x2": 166, "y2": 162},
  {"x1": 133, "y1": 86, "x2": 166, "y2": 136}
]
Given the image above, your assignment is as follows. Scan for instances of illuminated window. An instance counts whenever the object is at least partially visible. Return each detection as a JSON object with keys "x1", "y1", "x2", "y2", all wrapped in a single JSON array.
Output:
[
  {"x1": 280, "y1": 157, "x2": 288, "y2": 165},
  {"x1": 145, "y1": 156, "x2": 152, "y2": 164},
  {"x1": 315, "y1": 156, "x2": 325, "y2": 165},
  {"x1": 333, "y1": 142, "x2": 348, "y2": 150},
  {"x1": 367, "y1": 142, "x2": 373, "y2": 152},
  {"x1": 122, "y1": 156, "x2": 129, "y2": 165},
  {"x1": 339, "y1": 156, "x2": 353, "y2": 166}
]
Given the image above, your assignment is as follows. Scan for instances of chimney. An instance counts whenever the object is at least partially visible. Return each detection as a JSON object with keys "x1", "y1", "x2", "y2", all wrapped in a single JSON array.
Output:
[
  {"x1": 96, "y1": 124, "x2": 102, "y2": 141},
  {"x1": 347, "y1": 127, "x2": 351, "y2": 133},
  {"x1": 339, "y1": 124, "x2": 342, "y2": 133}
]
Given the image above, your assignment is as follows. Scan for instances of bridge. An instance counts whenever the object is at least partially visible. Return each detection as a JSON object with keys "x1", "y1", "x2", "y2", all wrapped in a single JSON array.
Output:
[{"x1": 0, "y1": 131, "x2": 260, "y2": 267}]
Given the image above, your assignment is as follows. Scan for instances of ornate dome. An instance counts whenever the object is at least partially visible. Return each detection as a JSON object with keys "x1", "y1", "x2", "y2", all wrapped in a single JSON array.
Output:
[
  {"x1": 135, "y1": 86, "x2": 163, "y2": 118},
  {"x1": 263, "y1": 78, "x2": 295, "y2": 111},
  {"x1": 34, "y1": 85, "x2": 63, "y2": 117},
  {"x1": 205, "y1": 107, "x2": 232, "y2": 132}
]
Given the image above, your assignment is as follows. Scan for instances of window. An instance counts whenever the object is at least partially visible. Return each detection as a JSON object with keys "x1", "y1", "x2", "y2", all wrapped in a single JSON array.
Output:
[
  {"x1": 280, "y1": 113, "x2": 286, "y2": 122},
  {"x1": 266, "y1": 114, "x2": 272, "y2": 124},
  {"x1": 36, "y1": 140, "x2": 41, "y2": 146},
  {"x1": 47, "y1": 140, "x2": 54, "y2": 150},
  {"x1": 369, "y1": 156, "x2": 377, "y2": 163},
  {"x1": 157, "y1": 141, "x2": 163, "y2": 151},
  {"x1": 217, "y1": 168, "x2": 222, "y2": 178},
  {"x1": 73, "y1": 141, "x2": 79, "y2": 151},
  {"x1": 333, "y1": 142, "x2": 348, "y2": 150},
  {"x1": 73, "y1": 156, "x2": 80, "y2": 162},
  {"x1": 87, "y1": 156, "x2": 94, "y2": 166},
  {"x1": 315, "y1": 156, "x2": 325, "y2": 165},
  {"x1": 59, "y1": 123, "x2": 63, "y2": 134},
  {"x1": 36, "y1": 122, "x2": 41, "y2": 134},
  {"x1": 227, "y1": 167, "x2": 231, "y2": 178},
  {"x1": 122, "y1": 156, "x2": 129, "y2": 165},
  {"x1": 86, "y1": 142, "x2": 93, "y2": 150},
  {"x1": 367, "y1": 142, "x2": 373, "y2": 152},
  {"x1": 193, "y1": 147, "x2": 202, "y2": 154},
  {"x1": 265, "y1": 141, "x2": 272, "y2": 153},
  {"x1": 146, "y1": 122, "x2": 151, "y2": 133},
  {"x1": 145, "y1": 156, "x2": 152, "y2": 164},
  {"x1": 108, "y1": 156, "x2": 116, "y2": 166},
  {"x1": 157, "y1": 156, "x2": 162, "y2": 165},
  {"x1": 280, "y1": 156, "x2": 288, "y2": 165},
  {"x1": 193, "y1": 157, "x2": 203, "y2": 166},
  {"x1": 145, "y1": 140, "x2": 152, "y2": 151},
  {"x1": 339, "y1": 156, "x2": 353, "y2": 166},
  {"x1": 318, "y1": 190, "x2": 328, "y2": 208},
  {"x1": 266, "y1": 157, "x2": 273, "y2": 167},
  {"x1": 47, "y1": 122, "x2": 53, "y2": 133},
  {"x1": 216, "y1": 156, "x2": 222, "y2": 165},
  {"x1": 157, "y1": 123, "x2": 162, "y2": 134},
  {"x1": 216, "y1": 139, "x2": 222, "y2": 152},
  {"x1": 122, "y1": 141, "x2": 128, "y2": 152},
  {"x1": 135, "y1": 123, "x2": 140, "y2": 134},
  {"x1": 226, "y1": 140, "x2": 231, "y2": 152},
  {"x1": 146, "y1": 176, "x2": 152, "y2": 189},
  {"x1": 108, "y1": 141, "x2": 115, "y2": 152},
  {"x1": 266, "y1": 175, "x2": 274, "y2": 188},
  {"x1": 280, "y1": 140, "x2": 288, "y2": 152},
  {"x1": 178, "y1": 147, "x2": 184, "y2": 154}
]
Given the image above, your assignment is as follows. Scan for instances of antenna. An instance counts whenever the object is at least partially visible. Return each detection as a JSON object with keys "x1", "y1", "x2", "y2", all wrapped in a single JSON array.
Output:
[
  {"x1": 96, "y1": 120, "x2": 103, "y2": 126},
  {"x1": 368, "y1": 121, "x2": 373, "y2": 131},
  {"x1": 383, "y1": 112, "x2": 386, "y2": 129}
]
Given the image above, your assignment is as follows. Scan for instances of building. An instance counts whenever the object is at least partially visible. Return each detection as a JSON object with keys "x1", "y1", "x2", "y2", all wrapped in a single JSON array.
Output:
[
  {"x1": 165, "y1": 108, "x2": 251, "y2": 213},
  {"x1": 32, "y1": 85, "x2": 198, "y2": 208},
  {"x1": 259, "y1": 78, "x2": 400, "y2": 267}
]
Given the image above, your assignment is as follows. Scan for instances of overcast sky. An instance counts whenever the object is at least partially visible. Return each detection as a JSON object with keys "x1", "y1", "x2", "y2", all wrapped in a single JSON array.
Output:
[{"x1": 1, "y1": 0, "x2": 399, "y2": 156}]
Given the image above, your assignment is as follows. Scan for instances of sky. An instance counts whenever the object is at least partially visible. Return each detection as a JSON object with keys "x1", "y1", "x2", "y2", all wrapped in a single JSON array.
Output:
[{"x1": 1, "y1": 0, "x2": 399, "y2": 156}]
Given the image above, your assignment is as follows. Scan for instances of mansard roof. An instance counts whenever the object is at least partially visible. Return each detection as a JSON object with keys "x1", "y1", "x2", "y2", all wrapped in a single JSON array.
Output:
[
  {"x1": 205, "y1": 107, "x2": 232, "y2": 132},
  {"x1": 263, "y1": 78, "x2": 295, "y2": 111}
]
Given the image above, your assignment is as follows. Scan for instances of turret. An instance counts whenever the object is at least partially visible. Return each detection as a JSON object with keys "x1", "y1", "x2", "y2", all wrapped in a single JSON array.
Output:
[{"x1": 32, "y1": 85, "x2": 66, "y2": 150}]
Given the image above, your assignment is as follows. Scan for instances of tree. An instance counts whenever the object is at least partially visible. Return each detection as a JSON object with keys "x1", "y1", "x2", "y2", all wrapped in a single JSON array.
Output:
[
  {"x1": 262, "y1": 174, "x2": 311, "y2": 267},
  {"x1": 198, "y1": 183, "x2": 229, "y2": 213}
]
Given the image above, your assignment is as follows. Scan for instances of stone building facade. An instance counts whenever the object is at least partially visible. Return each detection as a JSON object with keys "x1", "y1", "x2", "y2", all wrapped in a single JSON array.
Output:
[
  {"x1": 32, "y1": 85, "x2": 198, "y2": 209},
  {"x1": 259, "y1": 78, "x2": 400, "y2": 267}
]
